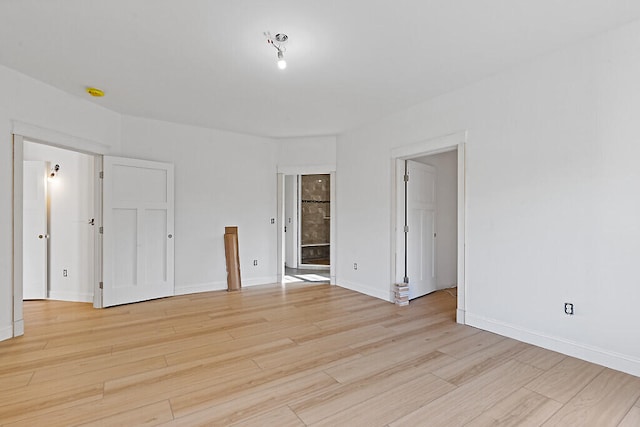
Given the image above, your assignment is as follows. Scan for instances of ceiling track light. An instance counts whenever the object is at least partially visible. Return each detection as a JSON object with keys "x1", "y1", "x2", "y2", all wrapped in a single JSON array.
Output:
[{"x1": 265, "y1": 32, "x2": 288, "y2": 70}]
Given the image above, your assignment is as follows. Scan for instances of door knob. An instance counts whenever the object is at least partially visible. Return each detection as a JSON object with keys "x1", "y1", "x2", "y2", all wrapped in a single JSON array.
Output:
[
  {"x1": 168, "y1": 234, "x2": 173, "y2": 239},
  {"x1": 38, "y1": 234, "x2": 43, "y2": 239}
]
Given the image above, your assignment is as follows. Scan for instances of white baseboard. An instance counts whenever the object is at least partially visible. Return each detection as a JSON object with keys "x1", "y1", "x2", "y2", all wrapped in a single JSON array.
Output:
[
  {"x1": 48, "y1": 291, "x2": 93, "y2": 303},
  {"x1": 13, "y1": 319, "x2": 24, "y2": 336},
  {"x1": 174, "y1": 276, "x2": 279, "y2": 296},
  {"x1": 0, "y1": 324, "x2": 13, "y2": 341},
  {"x1": 466, "y1": 313, "x2": 640, "y2": 378},
  {"x1": 242, "y1": 276, "x2": 278, "y2": 287},
  {"x1": 337, "y1": 280, "x2": 393, "y2": 302},
  {"x1": 456, "y1": 309, "x2": 466, "y2": 324},
  {"x1": 175, "y1": 281, "x2": 227, "y2": 296}
]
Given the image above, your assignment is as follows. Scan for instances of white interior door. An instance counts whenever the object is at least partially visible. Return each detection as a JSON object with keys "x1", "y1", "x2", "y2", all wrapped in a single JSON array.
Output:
[
  {"x1": 102, "y1": 156, "x2": 174, "y2": 307},
  {"x1": 407, "y1": 160, "x2": 437, "y2": 299},
  {"x1": 23, "y1": 161, "x2": 48, "y2": 300}
]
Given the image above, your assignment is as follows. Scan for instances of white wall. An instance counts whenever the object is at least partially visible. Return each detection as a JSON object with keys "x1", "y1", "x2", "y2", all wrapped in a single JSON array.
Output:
[
  {"x1": 336, "y1": 21, "x2": 640, "y2": 376},
  {"x1": 23, "y1": 142, "x2": 95, "y2": 302},
  {"x1": 414, "y1": 151, "x2": 457, "y2": 290},
  {"x1": 120, "y1": 116, "x2": 279, "y2": 294},
  {"x1": 277, "y1": 136, "x2": 337, "y2": 171},
  {"x1": 0, "y1": 64, "x2": 120, "y2": 340}
]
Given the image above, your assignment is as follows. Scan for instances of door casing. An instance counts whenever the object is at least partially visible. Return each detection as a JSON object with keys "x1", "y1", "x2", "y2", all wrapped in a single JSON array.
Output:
[
  {"x1": 391, "y1": 131, "x2": 467, "y2": 324},
  {"x1": 277, "y1": 165, "x2": 336, "y2": 284},
  {"x1": 11, "y1": 122, "x2": 110, "y2": 337}
]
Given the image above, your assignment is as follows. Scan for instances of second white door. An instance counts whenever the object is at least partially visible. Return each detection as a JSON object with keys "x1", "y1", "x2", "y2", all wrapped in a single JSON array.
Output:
[
  {"x1": 101, "y1": 156, "x2": 175, "y2": 307},
  {"x1": 407, "y1": 160, "x2": 437, "y2": 299}
]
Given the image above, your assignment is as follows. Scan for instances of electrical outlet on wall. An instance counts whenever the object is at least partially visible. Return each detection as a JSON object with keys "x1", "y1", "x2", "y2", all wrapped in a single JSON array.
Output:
[
  {"x1": 564, "y1": 303, "x2": 574, "y2": 315},
  {"x1": 353, "y1": 263, "x2": 358, "y2": 270},
  {"x1": 63, "y1": 269, "x2": 68, "y2": 277},
  {"x1": 253, "y1": 260, "x2": 258, "y2": 266}
]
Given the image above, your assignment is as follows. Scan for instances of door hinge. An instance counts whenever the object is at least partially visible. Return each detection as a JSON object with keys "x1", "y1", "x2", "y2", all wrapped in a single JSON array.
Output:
[
  {"x1": 99, "y1": 171, "x2": 104, "y2": 179},
  {"x1": 99, "y1": 281, "x2": 103, "y2": 289},
  {"x1": 99, "y1": 226, "x2": 104, "y2": 234},
  {"x1": 403, "y1": 174, "x2": 409, "y2": 182},
  {"x1": 404, "y1": 225, "x2": 409, "y2": 233}
]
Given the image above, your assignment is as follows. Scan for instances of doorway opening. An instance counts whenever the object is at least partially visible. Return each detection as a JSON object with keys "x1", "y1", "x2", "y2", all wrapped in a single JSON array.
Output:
[
  {"x1": 391, "y1": 132, "x2": 466, "y2": 324},
  {"x1": 12, "y1": 125, "x2": 175, "y2": 339},
  {"x1": 12, "y1": 130, "x2": 105, "y2": 338},
  {"x1": 22, "y1": 140, "x2": 96, "y2": 303},
  {"x1": 299, "y1": 174, "x2": 331, "y2": 267},
  {"x1": 277, "y1": 170, "x2": 335, "y2": 285},
  {"x1": 282, "y1": 174, "x2": 330, "y2": 283}
]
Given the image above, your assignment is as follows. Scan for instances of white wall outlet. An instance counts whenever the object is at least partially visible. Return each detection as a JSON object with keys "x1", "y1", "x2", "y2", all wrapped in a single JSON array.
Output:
[
  {"x1": 63, "y1": 269, "x2": 68, "y2": 277},
  {"x1": 564, "y1": 303, "x2": 574, "y2": 315},
  {"x1": 353, "y1": 263, "x2": 358, "y2": 270}
]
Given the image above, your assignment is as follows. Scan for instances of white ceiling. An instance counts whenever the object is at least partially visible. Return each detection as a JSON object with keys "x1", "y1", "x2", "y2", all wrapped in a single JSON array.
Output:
[{"x1": 2, "y1": 1, "x2": 640, "y2": 138}]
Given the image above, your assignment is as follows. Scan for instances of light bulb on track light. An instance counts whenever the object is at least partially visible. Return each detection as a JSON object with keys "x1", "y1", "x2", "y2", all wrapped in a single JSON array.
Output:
[{"x1": 277, "y1": 50, "x2": 287, "y2": 70}]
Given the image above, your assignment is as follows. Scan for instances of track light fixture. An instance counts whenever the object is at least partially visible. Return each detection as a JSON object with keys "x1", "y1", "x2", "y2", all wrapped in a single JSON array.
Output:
[{"x1": 265, "y1": 32, "x2": 288, "y2": 70}]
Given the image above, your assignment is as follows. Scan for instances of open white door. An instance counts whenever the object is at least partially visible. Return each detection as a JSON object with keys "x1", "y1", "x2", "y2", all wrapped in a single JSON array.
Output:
[
  {"x1": 407, "y1": 160, "x2": 437, "y2": 299},
  {"x1": 102, "y1": 156, "x2": 174, "y2": 307},
  {"x1": 23, "y1": 161, "x2": 48, "y2": 300}
]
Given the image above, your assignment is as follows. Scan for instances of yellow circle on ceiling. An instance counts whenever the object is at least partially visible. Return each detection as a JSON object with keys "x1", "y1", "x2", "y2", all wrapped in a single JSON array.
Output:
[{"x1": 86, "y1": 87, "x2": 105, "y2": 97}]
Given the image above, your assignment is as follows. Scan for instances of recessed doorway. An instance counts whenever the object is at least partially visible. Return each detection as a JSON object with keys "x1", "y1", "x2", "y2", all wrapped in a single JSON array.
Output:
[
  {"x1": 277, "y1": 169, "x2": 336, "y2": 285},
  {"x1": 391, "y1": 132, "x2": 467, "y2": 323},
  {"x1": 22, "y1": 140, "x2": 96, "y2": 303}
]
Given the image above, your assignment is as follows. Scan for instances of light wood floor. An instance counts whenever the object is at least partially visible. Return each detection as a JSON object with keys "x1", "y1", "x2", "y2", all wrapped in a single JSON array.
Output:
[{"x1": 1, "y1": 283, "x2": 639, "y2": 426}]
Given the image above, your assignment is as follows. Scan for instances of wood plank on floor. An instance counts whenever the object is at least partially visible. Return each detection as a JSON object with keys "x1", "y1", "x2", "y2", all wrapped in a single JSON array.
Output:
[
  {"x1": 525, "y1": 357, "x2": 604, "y2": 404},
  {"x1": 542, "y1": 368, "x2": 640, "y2": 427}
]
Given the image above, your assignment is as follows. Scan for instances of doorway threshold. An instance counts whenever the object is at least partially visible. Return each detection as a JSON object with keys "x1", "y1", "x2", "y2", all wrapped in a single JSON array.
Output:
[{"x1": 284, "y1": 267, "x2": 330, "y2": 283}]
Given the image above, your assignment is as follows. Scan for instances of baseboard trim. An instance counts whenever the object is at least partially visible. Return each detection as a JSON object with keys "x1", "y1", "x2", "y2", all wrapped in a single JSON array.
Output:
[
  {"x1": 466, "y1": 312, "x2": 640, "y2": 378},
  {"x1": 175, "y1": 276, "x2": 279, "y2": 296},
  {"x1": 48, "y1": 291, "x2": 93, "y2": 303},
  {"x1": 242, "y1": 276, "x2": 279, "y2": 287},
  {"x1": 337, "y1": 280, "x2": 392, "y2": 302},
  {"x1": 174, "y1": 282, "x2": 227, "y2": 296},
  {"x1": 13, "y1": 320, "x2": 24, "y2": 337},
  {"x1": 0, "y1": 324, "x2": 13, "y2": 341}
]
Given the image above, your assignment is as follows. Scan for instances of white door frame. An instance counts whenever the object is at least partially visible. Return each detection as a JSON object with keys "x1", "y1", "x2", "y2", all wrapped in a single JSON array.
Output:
[
  {"x1": 283, "y1": 175, "x2": 299, "y2": 269},
  {"x1": 277, "y1": 165, "x2": 336, "y2": 284},
  {"x1": 391, "y1": 131, "x2": 467, "y2": 324},
  {"x1": 11, "y1": 121, "x2": 109, "y2": 337}
]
